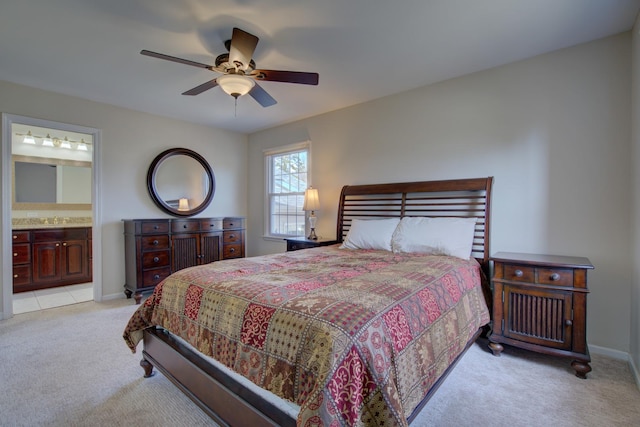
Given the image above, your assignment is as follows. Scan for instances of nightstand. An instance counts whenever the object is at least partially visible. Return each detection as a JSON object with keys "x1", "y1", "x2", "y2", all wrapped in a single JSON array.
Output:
[
  {"x1": 285, "y1": 237, "x2": 339, "y2": 252},
  {"x1": 488, "y1": 252, "x2": 594, "y2": 378}
]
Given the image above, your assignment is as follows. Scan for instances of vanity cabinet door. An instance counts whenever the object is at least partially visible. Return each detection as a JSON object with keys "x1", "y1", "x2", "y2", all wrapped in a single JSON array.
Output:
[
  {"x1": 33, "y1": 241, "x2": 62, "y2": 283},
  {"x1": 61, "y1": 239, "x2": 89, "y2": 282}
]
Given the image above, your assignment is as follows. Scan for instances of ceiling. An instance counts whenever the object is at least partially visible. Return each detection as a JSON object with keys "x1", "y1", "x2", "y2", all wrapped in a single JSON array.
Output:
[{"x1": 1, "y1": 0, "x2": 638, "y2": 134}]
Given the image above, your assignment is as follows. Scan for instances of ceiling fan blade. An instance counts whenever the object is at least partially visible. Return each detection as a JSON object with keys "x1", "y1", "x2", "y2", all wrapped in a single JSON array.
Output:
[
  {"x1": 249, "y1": 83, "x2": 277, "y2": 107},
  {"x1": 253, "y1": 70, "x2": 319, "y2": 85},
  {"x1": 228, "y1": 28, "x2": 259, "y2": 71},
  {"x1": 182, "y1": 79, "x2": 219, "y2": 96},
  {"x1": 141, "y1": 49, "x2": 214, "y2": 70}
]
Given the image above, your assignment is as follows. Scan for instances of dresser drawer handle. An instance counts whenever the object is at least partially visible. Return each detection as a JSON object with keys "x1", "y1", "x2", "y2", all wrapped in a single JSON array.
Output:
[
  {"x1": 152, "y1": 240, "x2": 159, "y2": 245},
  {"x1": 153, "y1": 257, "x2": 160, "y2": 263},
  {"x1": 229, "y1": 234, "x2": 235, "y2": 239},
  {"x1": 565, "y1": 319, "x2": 573, "y2": 326},
  {"x1": 13, "y1": 253, "x2": 17, "y2": 257},
  {"x1": 229, "y1": 248, "x2": 235, "y2": 253},
  {"x1": 154, "y1": 225, "x2": 159, "y2": 230},
  {"x1": 13, "y1": 235, "x2": 17, "y2": 240},
  {"x1": 183, "y1": 224, "x2": 188, "y2": 229},
  {"x1": 153, "y1": 274, "x2": 160, "y2": 280},
  {"x1": 514, "y1": 269, "x2": 523, "y2": 277},
  {"x1": 550, "y1": 273, "x2": 560, "y2": 281},
  {"x1": 228, "y1": 223, "x2": 234, "y2": 227},
  {"x1": 63, "y1": 242, "x2": 67, "y2": 246},
  {"x1": 13, "y1": 274, "x2": 18, "y2": 278}
]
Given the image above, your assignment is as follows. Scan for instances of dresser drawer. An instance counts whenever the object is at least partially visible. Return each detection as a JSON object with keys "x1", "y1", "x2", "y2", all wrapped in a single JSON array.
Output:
[
  {"x1": 143, "y1": 267, "x2": 171, "y2": 287},
  {"x1": 12, "y1": 264, "x2": 32, "y2": 286},
  {"x1": 12, "y1": 231, "x2": 30, "y2": 243},
  {"x1": 141, "y1": 235, "x2": 170, "y2": 251},
  {"x1": 172, "y1": 220, "x2": 200, "y2": 233},
  {"x1": 12, "y1": 244, "x2": 31, "y2": 264},
  {"x1": 141, "y1": 221, "x2": 170, "y2": 234},
  {"x1": 223, "y1": 230, "x2": 243, "y2": 244},
  {"x1": 223, "y1": 244, "x2": 243, "y2": 259},
  {"x1": 223, "y1": 218, "x2": 244, "y2": 229},
  {"x1": 142, "y1": 250, "x2": 170, "y2": 269},
  {"x1": 201, "y1": 219, "x2": 223, "y2": 231}
]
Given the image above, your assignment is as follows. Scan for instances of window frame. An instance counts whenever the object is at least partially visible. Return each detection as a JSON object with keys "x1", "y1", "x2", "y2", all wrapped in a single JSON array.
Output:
[{"x1": 263, "y1": 141, "x2": 311, "y2": 240}]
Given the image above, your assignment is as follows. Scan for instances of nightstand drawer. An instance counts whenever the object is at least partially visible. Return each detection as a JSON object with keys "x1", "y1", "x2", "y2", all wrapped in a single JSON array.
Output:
[
  {"x1": 537, "y1": 268, "x2": 573, "y2": 287},
  {"x1": 504, "y1": 265, "x2": 534, "y2": 282}
]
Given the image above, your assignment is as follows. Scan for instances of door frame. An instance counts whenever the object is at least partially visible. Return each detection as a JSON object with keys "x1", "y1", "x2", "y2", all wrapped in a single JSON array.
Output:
[{"x1": 2, "y1": 113, "x2": 102, "y2": 318}]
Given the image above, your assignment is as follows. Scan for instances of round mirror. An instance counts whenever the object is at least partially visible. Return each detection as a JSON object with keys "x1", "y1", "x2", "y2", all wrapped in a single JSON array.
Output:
[{"x1": 147, "y1": 148, "x2": 215, "y2": 217}]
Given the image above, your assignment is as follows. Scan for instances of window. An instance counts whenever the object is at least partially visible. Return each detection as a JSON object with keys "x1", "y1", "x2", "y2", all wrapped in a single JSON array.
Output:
[{"x1": 264, "y1": 142, "x2": 310, "y2": 238}]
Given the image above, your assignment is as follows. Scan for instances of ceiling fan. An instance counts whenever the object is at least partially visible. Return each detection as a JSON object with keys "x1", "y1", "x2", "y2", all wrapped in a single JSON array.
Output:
[{"x1": 141, "y1": 27, "x2": 319, "y2": 107}]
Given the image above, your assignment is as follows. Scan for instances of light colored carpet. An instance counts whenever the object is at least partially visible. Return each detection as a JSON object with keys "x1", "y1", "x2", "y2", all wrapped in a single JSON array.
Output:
[{"x1": 1, "y1": 298, "x2": 639, "y2": 426}]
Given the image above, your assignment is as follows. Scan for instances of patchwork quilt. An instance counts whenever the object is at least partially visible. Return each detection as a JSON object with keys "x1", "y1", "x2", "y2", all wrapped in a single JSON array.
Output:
[{"x1": 124, "y1": 245, "x2": 490, "y2": 426}]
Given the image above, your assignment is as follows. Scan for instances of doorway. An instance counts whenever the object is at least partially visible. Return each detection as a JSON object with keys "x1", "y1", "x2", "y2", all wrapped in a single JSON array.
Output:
[{"x1": 2, "y1": 114, "x2": 102, "y2": 318}]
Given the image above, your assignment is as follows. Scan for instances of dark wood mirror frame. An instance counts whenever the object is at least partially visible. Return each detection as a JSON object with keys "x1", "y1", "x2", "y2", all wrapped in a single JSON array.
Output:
[{"x1": 147, "y1": 148, "x2": 215, "y2": 217}]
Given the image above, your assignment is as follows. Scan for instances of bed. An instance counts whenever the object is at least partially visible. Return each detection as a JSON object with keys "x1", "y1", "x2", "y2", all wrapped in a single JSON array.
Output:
[{"x1": 124, "y1": 177, "x2": 493, "y2": 427}]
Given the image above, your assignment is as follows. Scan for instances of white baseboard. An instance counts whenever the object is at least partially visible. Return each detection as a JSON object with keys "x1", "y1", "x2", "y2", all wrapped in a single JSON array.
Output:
[
  {"x1": 630, "y1": 355, "x2": 640, "y2": 391},
  {"x1": 589, "y1": 344, "x2": 629, "y2": 360},
  {"x1": 590, "y1": 344, "x2": 640, "y2": 391},
  {"x1": 101, "y1": 292, "x2": 127, "y2": 301}
]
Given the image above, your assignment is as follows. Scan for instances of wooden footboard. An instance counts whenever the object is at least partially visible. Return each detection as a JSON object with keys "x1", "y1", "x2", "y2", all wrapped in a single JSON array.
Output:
[
  {"x1": 142, "y1": 326, "x2": 483, "y2": 426},
  {"x1": 142, "y1": 327, "x2": 296, "y2": 427}
]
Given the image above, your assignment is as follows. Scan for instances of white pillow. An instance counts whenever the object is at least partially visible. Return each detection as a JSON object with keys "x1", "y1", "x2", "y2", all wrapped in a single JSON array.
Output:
[
  {"x1": 340, "y1": 218, "x2": 400, "y2": 251},
  {"x1": 391, "y1": 217, "x2": 477, "y2": 259}
]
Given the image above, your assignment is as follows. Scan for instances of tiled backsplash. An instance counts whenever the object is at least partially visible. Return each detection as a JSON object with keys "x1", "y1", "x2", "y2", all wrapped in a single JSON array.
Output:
[{"x1": 12, "y1": 216, "x2": 92, "y2": 229}]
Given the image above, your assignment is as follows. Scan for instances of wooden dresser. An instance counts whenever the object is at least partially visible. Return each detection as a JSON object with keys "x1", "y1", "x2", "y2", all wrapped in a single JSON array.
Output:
[
  {"x1": 488, "y1": 252, "x2": 594, "y2": 378},
  {"x1": 123, "y1": 217, "x2": 245, "y2": 303},
  {"x1": 12, "y1": 227, "x2": 93, "y2": 293}
]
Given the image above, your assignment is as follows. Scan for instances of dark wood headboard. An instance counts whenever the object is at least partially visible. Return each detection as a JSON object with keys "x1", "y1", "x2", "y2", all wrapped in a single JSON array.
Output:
[{"x1": 336, "y1": 177, "x2": 493, "y2": 269}]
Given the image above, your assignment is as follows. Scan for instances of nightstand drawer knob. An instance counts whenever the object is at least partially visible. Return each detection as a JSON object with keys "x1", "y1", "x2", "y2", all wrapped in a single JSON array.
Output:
[
  {"x1": 565, "y1": 319, "x2": 573, "y2": 326},
  {"x1": 550, "y1": 273, "x2": 560, "y2": 281},
  {"x1": 514, "y1": 269, "x2": 523, "y2": 277},
  {"x1": 229, "y1": 248, "x2": 235, "y2": 253},
  {"x1": 152, "y1": 240, "x2": 159, "y2": 245},
  {"x1": 153, "y1": 257, "x2": 160, "y2": 263}
]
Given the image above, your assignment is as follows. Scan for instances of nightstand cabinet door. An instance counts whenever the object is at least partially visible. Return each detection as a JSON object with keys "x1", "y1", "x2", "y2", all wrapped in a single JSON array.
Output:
[{"x1": 502, "y1": 285, "x2": 573, "y2": 350}]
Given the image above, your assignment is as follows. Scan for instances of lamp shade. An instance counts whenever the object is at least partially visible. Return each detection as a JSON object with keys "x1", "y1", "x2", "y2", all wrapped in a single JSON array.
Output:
[
  {"x1": 303, "y1": 188, "x2": 320, "y2": 211},
  {"x1": 22, "y1": 131, "x2": 35, "y2": 144},
  {"x1": 217, "y1": 74, "x2": 255, "y2": 98},
  {"x1": 177, "y1": 198, "x2": 190, "y2": 211}
]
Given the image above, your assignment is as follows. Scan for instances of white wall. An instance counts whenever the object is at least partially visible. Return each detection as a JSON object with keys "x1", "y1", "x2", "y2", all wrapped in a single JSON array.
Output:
[
  {"x1": 248, "y1": 34, "x2": 632, "y2": 352},
  {"x1": 0, "y1": 80, "x2": 248, "y2": 307},
  {"x1": 631, "y1": 16, "x2": 640, "y2": 375}
]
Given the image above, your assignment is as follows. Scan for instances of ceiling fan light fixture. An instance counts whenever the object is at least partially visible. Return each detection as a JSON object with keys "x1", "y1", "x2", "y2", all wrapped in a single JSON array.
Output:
[{"x1": 217, "y1": 74, "x2": 255, "y2": 98}]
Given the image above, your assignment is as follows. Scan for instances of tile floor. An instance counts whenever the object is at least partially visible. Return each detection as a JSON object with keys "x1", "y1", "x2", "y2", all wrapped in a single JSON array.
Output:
[{"x1": 12, "y1": 283, "x2": 93, "y2": 314}]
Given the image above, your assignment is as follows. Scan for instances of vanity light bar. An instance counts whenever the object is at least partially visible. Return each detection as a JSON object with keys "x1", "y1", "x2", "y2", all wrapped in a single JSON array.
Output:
[{"x1": 15, "y1": 131, "x2": 92, "y2": 150}]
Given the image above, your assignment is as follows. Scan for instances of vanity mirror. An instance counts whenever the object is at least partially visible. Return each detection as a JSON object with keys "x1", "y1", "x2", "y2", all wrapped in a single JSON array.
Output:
[
  {"x1": 147, "y1": 148, "x2": 215, "y2": 217},
  {"x1": 12, "y1": 155, "x2": 92, "y2": 209}
]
